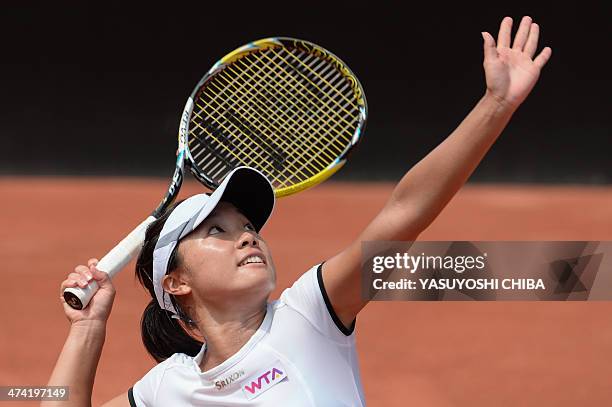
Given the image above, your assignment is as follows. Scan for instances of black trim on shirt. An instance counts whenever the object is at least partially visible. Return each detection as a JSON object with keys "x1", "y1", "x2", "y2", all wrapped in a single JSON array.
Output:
[
  {"x1": 128, "y1": 387, "x2": 137, "y2": 407},
  {"x1": 317, "y1": 263, "x2": 356, "y2": 336}
]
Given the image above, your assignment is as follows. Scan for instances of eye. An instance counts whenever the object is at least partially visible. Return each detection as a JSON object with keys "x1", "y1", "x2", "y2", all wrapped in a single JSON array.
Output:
[
  {"x1": 209, "y1": 225, "x2": 224, "y2": 235},
  {"x1": 245, "y1": 223, "x2": 256, "y2": 231}
]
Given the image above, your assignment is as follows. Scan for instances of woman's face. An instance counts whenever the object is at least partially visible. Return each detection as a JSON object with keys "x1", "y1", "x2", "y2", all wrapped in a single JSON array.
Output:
[{"x1": 172, "y1": 201, "x2": 276, "y2": 307}]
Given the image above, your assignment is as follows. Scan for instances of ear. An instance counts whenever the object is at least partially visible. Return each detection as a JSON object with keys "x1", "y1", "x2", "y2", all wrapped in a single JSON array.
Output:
[{"x1": 161, "y1": 272, "x2": 192, "y2": 296}]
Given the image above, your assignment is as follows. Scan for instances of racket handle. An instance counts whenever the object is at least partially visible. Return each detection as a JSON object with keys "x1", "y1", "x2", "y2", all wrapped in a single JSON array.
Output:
[{"x1": 63, "y1": 216, "x2": 157, "y2": 310}]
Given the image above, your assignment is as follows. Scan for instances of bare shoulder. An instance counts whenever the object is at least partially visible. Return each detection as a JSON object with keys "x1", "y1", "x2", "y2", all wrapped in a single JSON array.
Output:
[{"x1": 100, "y1": 391, "x2": 131, "y2": 407}]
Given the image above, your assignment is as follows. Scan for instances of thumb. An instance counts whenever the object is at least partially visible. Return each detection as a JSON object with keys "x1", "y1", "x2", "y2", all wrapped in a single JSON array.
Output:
[
  {"x1": 90, "y1": 265, "x2": 112, "y2": 288},
  {"x1": 482, "y1": 31, "x2": 498, "y2": 62}
]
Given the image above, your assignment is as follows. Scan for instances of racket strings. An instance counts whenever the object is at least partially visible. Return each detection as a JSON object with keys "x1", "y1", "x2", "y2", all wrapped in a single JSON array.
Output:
[
  {"x1": 198, "y1": 57, "x2": 317, "y2": 184},
  {"x1": 190, "y1": 55, "x2": 303, "y2": 185},
  {"x1": 278, "y1": 49, "x2": 357, "y2": 120},
  {"x1": 213, "y1": 67, "x2": 323, "y2": 178},
  {"x1": 206, "y1": 49, "x2": 349, "y2": 170},
  {"x1": 255, "y1": 48, "x2": 362, "y2": 180},
  {"x1": 260, "y1": 49, "x2": 358, "y2": 138},
  {"x1": 223, "y1": 58, "x2": 323, "y2": 167},
  {"x1": 272, "y1": 49, "x2": 361, "y2": 156},
  {"x1": 229, "y1": 52, "x2": 347, "y2": 169},
  {"x1": 287, "y1": 48, "x2": 359, "y2": 107},
  {"x1": 189, "y1": 45, "x2": 361, "y2": 188},
  {"x1": 255, "y1": 50, "x2": 358, "y2": 178},
  {"x1": 256, "y1": 50, "x2": 356, "y2": 148},
  {"x1": 194, "y1": 92, "x2": 298, "y2": 186},
  {"x1": 191, "y1": 47, "x2": 356, "y2": 182},
  {"x1": 200, "y1": 47, "x2": 358, "y2": 166},
  {"x1": 190, "y1": 104, "x2": 277, "y2": 183},
  {"x1": 189, "y1": 63, "x2": 291, "y2": 183}
]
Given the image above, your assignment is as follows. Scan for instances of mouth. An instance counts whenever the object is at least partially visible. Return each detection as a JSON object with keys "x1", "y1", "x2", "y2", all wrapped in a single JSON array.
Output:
[{"x1": 238, "y1": 252, "x2": 267, "y2": 267}]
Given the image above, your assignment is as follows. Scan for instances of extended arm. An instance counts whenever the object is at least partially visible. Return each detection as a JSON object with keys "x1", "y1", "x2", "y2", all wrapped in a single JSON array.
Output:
[
  {"x1": 42, "y1": 260, "x2": 127, "y2": 407},
  {"x1": 323, "y1": 16, "x2": 552, "y2": 328},
  {"x1": 44, "y1": 322, "x2": 106, "y2": 407}
]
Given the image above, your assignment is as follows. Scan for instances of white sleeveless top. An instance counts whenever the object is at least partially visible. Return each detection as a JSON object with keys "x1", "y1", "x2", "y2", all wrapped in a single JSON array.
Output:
[{"x1": 128, "y1": 264, "x2": 365, "y2": 406}]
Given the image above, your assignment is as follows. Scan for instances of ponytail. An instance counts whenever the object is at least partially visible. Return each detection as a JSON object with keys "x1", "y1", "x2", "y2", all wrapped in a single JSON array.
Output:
[
  {"x1": 135, "y1": 201, "x2": 204, "y2": 362},
  {"x1": 140, "y1": 299, "x2": 202, "y2": 362}
]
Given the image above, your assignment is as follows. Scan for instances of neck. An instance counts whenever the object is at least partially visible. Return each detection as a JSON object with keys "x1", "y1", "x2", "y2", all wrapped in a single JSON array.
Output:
[{"x1": 196, "y1": 302, "x2": 268, "y2": 372}]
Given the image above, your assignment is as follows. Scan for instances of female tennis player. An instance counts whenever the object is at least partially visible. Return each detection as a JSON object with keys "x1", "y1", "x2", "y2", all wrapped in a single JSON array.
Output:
[{"x1": 46, "y1": 16, "x2": 551, "y2": 406}]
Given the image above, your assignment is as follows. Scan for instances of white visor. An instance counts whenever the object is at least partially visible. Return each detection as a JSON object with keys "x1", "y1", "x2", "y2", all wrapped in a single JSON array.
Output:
[{"x1": 152, "y1": 166, "x2": 275, "y2": 316}]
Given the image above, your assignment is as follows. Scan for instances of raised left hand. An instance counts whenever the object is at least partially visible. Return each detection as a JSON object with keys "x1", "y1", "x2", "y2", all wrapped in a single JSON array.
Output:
[{"x1": 482, "y1": 16, "x2": 552, "y2": 109}]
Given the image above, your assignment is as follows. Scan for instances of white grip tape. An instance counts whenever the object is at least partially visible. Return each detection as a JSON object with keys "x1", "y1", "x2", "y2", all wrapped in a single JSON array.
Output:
[{"x1": 64, "y1": 216, "x2": 157, "y2": 309}]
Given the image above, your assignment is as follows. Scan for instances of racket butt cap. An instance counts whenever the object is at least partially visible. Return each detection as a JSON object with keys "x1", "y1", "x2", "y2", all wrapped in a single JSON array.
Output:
[{"x1": 63, "y1": 291, "x2": 83, "y2": 310}]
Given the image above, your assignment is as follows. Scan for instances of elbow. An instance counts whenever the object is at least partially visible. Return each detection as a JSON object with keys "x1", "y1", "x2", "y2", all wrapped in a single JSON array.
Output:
[
  {"x1": 385, "y1": 192, "x2": 446, "y2": 237},
  {"x1": 368, "y1": 202, "x2": 429, "y2": 241}
]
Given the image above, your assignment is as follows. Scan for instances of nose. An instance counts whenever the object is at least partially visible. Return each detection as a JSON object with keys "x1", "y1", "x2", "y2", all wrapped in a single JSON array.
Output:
[{"x1": 237, "y1": 231, "x2": 259, "y2": 248}]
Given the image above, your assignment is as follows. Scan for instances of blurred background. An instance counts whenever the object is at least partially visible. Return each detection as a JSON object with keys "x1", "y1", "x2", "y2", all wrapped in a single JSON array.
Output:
[
  {"x1": 1, "y1": 1, "x2": 609, "y2": 182},
  {"x1": 1, "y1": 2, "x2": 611, "y2": 406}
]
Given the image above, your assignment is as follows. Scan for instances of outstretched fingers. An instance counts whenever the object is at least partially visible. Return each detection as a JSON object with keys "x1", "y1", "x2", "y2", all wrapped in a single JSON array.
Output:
[
  {"x1": 512, "y1": 16, "x2": 532, "y2": 51},
  {"x1": 497, "y1": 16, "x2": 513, "y2": 48},
  {"x1": 524, "y1": 23, "x2": 540, "y2": 58},
  {"x1": 495, "y1": 16, "x2": 551, "y2": 68},
  {"x1": 482, "y1": 32, "x2": 498, "y2": 62},
  {"x1": 534, "y1": 47, "x2": 552, "y2": 69}
]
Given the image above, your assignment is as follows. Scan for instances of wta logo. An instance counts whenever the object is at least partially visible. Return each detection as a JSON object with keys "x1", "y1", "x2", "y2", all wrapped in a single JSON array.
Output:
[{"x1": 242, "y1": 363, "x2": 288, "y2": 400}]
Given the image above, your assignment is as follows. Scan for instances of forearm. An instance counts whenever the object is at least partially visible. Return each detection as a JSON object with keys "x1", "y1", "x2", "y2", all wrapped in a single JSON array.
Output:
[
  {"x1": 43, "y1": 322, "x2": 107, "y2": 407},
  {"x1": 387, "y1": 92, "x2": 516, "y2": 235}
]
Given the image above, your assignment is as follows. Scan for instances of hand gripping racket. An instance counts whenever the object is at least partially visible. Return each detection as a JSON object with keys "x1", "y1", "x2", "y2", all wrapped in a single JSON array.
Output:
[{"x1": 63, "y1": 37, "x2": 368, "y2": 310}]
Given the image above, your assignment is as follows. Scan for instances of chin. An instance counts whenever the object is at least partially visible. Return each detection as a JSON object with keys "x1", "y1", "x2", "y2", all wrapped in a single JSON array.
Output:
[{"x1": 235, "y1": 264, "x2": 276, "y2": 293}]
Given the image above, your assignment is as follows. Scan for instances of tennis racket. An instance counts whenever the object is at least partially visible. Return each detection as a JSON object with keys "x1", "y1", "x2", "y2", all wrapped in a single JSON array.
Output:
[{"x1": 64, "y1": 37, "x2": 368, "y2": 310}]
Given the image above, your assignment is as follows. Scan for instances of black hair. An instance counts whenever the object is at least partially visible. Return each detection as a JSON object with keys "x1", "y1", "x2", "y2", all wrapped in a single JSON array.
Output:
[{"x1": 135, "y1": 201, "x2": 204, "y2": 362}]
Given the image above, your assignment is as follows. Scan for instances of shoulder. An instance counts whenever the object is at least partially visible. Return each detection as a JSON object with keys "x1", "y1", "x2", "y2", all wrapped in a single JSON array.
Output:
[
  {"x1": 149, "y1": 352, "x2": 197, "y2": 372},
  {"x1": 137, "y1": 351, "x2": 197, "y2": 384},
  {"x1": 130, "y1": 351, "x2": 201, "y2": 406},
  {"x1": 277, "y1": 263, "x2": 355, "y2": 339},
  {"x1": 278, "y1": 263, "x2": 320, "y2": 306}
]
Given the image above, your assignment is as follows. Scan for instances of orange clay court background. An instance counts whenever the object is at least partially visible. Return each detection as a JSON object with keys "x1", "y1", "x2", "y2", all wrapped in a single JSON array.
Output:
[{"x1": 1, "y1": 178, "x2": 611, "y2": 406}]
